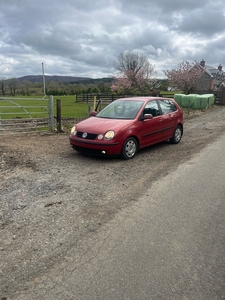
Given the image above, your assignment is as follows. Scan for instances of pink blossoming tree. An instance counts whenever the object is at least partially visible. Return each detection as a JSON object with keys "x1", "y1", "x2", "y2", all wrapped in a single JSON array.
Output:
[{"x1": 164, "y1": 60, "x2": 205, "y2": 94}]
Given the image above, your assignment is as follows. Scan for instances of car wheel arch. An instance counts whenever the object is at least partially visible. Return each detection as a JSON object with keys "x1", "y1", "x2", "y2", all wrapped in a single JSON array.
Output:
[
  {"x1": 126, "y1": 135, "x2": 140, "y2": 151},
  {"x1": 177, "y1": 123, "x2": 183, "y2": 134},
  {"x1": 120, "y1": 132, "x2": 140, "y2": 149}
]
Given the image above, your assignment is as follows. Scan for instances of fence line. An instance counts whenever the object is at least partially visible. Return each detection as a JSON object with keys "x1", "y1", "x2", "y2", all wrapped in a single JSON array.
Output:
[
  {"x1": 75, "y1": 92, "x2": 174, "y2": 103},
  {"x1": 75, "y1": 91, "x2": 223, "y2": 105}
]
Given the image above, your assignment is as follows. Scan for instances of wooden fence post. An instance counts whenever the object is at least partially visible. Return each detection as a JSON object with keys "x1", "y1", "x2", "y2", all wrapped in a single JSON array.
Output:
[
  {"x1": 221, "y1": 87, "x2": 225, "y2": 105},
  {"x1": 94, "y1": 96, "x2": 96, "y2": 110},
  {"x1": 56, "y1": 99, "x2": 62, "y2": 133}
]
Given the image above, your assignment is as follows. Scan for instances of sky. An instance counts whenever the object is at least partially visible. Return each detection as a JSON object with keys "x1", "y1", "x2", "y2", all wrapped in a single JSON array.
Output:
[{"x1": 0, "y1": 0, "x2": 225, "y2": 79}]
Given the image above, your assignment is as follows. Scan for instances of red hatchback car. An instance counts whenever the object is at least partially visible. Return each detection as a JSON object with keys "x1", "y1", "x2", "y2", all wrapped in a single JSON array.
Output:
[{"x1": 69, "y1": 97, "x2": 183, "y2": 159}]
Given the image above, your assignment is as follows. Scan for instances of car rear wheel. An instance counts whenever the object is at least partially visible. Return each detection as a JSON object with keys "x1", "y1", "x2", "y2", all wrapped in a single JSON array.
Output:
[
  {"x1": 121, "y1": 137, "x2": 137, "y2": 159},
  {"x1": 170, "y1": 125, "x2": 182, "y2": 144}
]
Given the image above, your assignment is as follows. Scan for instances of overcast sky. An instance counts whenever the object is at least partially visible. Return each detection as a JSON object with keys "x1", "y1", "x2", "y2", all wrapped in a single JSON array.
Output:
[{"x1": 0, "y1": 0, "x2": 225, "y2": 79}]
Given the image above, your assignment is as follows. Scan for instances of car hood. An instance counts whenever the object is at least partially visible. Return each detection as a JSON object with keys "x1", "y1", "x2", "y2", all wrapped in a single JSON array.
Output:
[{"x1": 76, "y1": 117, "x2": 134, "y2": 133}]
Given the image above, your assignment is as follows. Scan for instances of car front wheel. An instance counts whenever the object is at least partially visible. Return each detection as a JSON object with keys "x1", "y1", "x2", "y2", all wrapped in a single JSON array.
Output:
[
  {"x1": 121, "y1": 137, "x2": 137, "y2": 160},
  {"x1": 170, "y1": 125, "x2": 182, "y2": 144}
]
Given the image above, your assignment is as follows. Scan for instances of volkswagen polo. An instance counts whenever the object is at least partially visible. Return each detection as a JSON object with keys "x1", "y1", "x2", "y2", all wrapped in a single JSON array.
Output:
[{"x1": 69, "y1": 97, "x2": 183, "y2": 159}]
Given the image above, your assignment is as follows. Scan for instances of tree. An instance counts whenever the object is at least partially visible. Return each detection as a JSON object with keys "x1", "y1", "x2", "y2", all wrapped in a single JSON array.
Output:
[
  {"x1": 164, "y1": 60, "x2": 205, "y2": 94},
  {"x1": 8, "y1": 78, "x2": 19, "y2": 96},
  {"x1": 111, "y1": 51, "x2": 157, "y2": 93},
  {"x1": 46, "y1": 81, "x2": 59, "y2": 95},
  {"x1": 98, "y1": 81, "x2": 111, "y2": 93},
  {"x1": 0, "y1": 78, "x2": 6, "y2": 96},
  {"x1": 23, "y1": 80, "x2": 32, "y2": 96}
]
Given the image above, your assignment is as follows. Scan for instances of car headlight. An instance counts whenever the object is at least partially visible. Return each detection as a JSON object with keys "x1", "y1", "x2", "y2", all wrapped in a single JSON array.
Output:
[
  {"x1": 71, "y1": 125, "x2": 77, "y2": 135},
  {"x1": 104, "y1": 130, "x2": 115, "y2": 140}
]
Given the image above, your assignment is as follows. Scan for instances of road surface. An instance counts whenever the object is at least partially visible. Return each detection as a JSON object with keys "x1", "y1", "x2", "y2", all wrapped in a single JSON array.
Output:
[{"x1": 14, "y1": 131, "x2": 225, "y2": 299}]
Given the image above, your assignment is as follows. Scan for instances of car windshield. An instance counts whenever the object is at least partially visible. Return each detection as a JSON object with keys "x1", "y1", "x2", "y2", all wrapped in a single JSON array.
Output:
[{"x1": 96, "y1": 100, "x2": 144, "y2": 119}]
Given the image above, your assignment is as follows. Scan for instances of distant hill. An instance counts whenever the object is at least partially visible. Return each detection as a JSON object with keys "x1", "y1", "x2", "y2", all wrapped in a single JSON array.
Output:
[{"x1": 16, "y1": 75, "x2": 113, "y2": 84}]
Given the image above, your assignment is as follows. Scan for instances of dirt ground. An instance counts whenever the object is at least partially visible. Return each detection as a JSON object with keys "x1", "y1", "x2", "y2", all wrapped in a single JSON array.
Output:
[{"x1": 1, "y1": 106, "x2": 225, "y2": 299}]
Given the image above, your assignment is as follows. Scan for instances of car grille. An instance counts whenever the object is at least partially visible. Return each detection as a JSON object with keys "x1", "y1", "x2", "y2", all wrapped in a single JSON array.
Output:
[{"x1": 76, "y1": 131, "x2": 97, "y2": 140}]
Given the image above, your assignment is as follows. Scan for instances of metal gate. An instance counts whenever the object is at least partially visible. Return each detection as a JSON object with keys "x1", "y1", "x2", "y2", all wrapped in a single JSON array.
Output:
[{"x1": 0, "y1": 96, "x2": 54, "y2": 135}]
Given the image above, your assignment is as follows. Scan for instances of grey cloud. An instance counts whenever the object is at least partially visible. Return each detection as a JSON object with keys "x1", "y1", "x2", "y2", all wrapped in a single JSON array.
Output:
[
  {"x1": 0, "y1": 0, "x2": 225, "y2": 78},
  {"x1": 177, "y1": 8, "x2": 225, "y2": 36}
]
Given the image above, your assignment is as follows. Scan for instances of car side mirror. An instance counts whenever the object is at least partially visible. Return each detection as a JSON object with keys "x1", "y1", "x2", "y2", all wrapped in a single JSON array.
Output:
[
  {"x1": 89, "y1": 111, "x2": 97, "y2": 117},
  {"x1": 142, "y1": 114, "x2": 153, "y2": 120}
]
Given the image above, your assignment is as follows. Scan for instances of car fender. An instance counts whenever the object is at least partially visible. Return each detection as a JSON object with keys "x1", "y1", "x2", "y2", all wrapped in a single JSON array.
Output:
[{"x1": 116, "y1": 127, "x2": 140, "y2": 150}]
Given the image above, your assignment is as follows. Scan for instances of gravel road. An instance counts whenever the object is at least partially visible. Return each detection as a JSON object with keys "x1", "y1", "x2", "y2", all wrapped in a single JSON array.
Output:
[{"x1": 0, "y1": 106, "x2": 225, "y2": 299}]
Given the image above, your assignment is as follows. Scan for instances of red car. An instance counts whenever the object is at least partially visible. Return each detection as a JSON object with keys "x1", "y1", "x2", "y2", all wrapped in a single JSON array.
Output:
[{"x1": 69, "y1": 97, "x2": 183, "y2": 159}]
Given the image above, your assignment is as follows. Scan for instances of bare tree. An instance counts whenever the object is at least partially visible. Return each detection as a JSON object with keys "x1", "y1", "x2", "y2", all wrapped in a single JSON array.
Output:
[
  {"x1": 112, "y1": 51, "x2": 157, "y2": 93},
  {"x1": 164, "y1": 60, "x2": 205, "y2": 94},
  {"x1": 0, "y1": 78, "x2": 6, "y2": 96},
  {"x1": 8, "y1": 78, "x2": 19, "y2": 96}
]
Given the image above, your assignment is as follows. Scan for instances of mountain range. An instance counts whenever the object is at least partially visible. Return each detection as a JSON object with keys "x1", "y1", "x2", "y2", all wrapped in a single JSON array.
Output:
[{"x1": 16, "y1": 75, "x2": 113, "y2": 84}]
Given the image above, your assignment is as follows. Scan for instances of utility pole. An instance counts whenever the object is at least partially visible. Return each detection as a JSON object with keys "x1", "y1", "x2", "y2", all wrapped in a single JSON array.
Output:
[{"x1": 42, "y1": 62, "x2": 46, "y2": 99}]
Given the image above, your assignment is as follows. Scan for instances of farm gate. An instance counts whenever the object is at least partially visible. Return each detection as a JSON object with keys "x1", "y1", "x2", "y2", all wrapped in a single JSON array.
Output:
[{"x1": 0, "y1": 96, "x2": 54, "y2": 135}]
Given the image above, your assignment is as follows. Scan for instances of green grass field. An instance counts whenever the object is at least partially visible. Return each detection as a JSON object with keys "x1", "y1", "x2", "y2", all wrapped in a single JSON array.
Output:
[
  {"x1": 0, "y1": 96, "x2": 98, "y2": 119},
  {"x1": 59, "y1": 95, "x2": 98, "y2": 118}
]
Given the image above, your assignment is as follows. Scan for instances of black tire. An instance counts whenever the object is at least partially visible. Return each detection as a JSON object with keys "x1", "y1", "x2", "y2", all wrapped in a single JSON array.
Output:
[
  {"x1": 170, "y1": 125, "x2": 182, "y2": 144},
  {"x1": 121, "y1": 137, "x2": 138, "y2": 160}
]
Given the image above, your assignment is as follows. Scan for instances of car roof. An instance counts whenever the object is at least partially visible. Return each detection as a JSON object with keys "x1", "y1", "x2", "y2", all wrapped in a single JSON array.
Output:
[{"x1": 115, "y1": 97, "x2": 172, "y2": 103}]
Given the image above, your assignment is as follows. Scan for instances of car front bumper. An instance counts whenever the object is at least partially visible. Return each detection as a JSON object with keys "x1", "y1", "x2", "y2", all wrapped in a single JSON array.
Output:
[{"x1": 69, "y1": 136, "x2": 121, "y2": 156}]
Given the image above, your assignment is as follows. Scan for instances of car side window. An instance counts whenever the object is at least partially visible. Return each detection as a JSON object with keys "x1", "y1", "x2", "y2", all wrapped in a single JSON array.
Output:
[
  {"x1": 143, "y1": 100, "x2": 160, "y2": 117},
  {"x1": 158, "y1": 100, "x2": 177, "y2": 115}
]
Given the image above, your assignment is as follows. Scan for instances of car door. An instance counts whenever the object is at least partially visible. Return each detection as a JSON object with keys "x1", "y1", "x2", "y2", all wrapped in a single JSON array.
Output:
[
  {"x1": 157, "y1": 99, "x2": 178, "y2": 140},
  {"x1": 138, "y1": 100, "x2": 163, "y2": 148}
]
